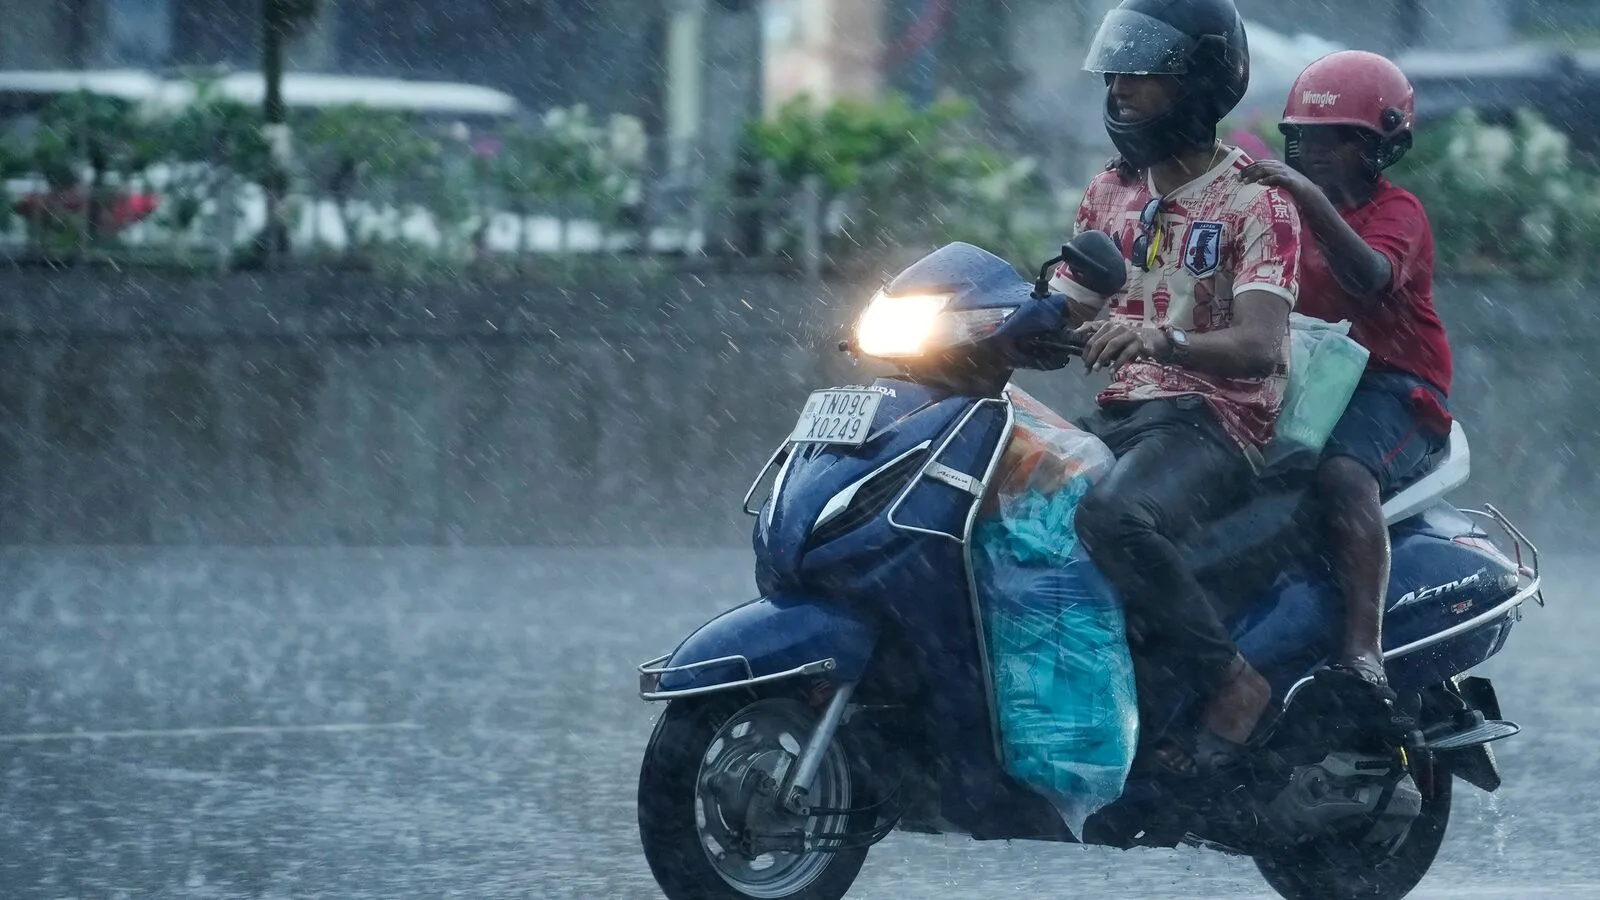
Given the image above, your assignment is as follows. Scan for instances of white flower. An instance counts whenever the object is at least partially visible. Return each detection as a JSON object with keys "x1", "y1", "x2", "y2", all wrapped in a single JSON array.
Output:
[
  {"x1": 608, "y1": 114, "x2": 648, "y2": 169},
  {"x1": 1518, "y1": 112, "x2": 1571, "y2": 178},
  {"x1": 1522, "y1": 207, "x2": 1556, "y2": 248}
]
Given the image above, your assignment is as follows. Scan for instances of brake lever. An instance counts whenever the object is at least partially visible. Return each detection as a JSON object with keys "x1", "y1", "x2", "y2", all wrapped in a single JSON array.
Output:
[
  {"x1": 1027, "y1": 331, "x2": 1087, "y2": 356},
  {"x1": 1011, "y1": 332, "x2": 1087, "y2": 371}
]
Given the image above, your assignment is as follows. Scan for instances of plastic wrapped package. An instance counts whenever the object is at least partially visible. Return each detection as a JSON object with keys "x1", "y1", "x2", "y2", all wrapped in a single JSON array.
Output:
[
  {"x1": 1274, "y1": 313, "x2": 1371, "y2": 456},
  {"x1": 972, "y1": 386, "x2": 1139, "y2": 838}
]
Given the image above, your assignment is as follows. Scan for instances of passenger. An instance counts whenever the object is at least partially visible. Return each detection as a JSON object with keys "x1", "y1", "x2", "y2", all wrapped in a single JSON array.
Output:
[
  {"x1": 1051, "y1": 0, "x2": 1302, "y2": 775},
  {"x1": 1242, "y1": 51, "x2": 1454, "y2": 697}
]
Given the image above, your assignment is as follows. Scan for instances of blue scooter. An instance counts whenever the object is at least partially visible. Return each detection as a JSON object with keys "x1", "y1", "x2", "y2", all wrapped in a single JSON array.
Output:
[{"x1": 635, "y1": 232, "x2": 1544, "y2": 900}]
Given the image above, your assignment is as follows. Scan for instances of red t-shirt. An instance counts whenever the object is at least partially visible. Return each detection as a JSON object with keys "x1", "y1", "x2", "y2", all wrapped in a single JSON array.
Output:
[{"x1": 1296, "y1": 179, "x2": 1452, "y2": 396}]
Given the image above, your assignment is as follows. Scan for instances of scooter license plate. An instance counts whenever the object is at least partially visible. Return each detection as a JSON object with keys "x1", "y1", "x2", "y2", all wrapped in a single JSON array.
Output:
[{"x1": 788, "y1": 389, "x2": 883, "y2": 447}]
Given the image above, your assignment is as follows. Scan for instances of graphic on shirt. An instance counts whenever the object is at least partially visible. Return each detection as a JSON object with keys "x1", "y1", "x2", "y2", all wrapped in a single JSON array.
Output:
[{"x1": 1184, "y1": 221, "x2": 1223, "y2": 277}]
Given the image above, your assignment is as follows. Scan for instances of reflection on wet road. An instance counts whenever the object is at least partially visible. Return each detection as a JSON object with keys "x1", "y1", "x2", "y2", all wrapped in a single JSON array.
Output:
[{"x1": 0, "y1": 547, "x2": 1593, "y2": 898}]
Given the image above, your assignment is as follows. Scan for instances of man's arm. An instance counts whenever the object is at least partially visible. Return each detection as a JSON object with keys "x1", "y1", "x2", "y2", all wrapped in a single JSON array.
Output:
[
  {"x1": 1081, "y1": 181, "x2": 1299, "y2": 375},
  {"x1": 1077, "y1": 290, "x2": 1287, "y2": 376},
  {"x1": 1241, "y1": 159, "x2": 1402, "y2": 301},
  {"x1": 1164, "y1": 290, "x2": 1287, "y2": 376},
  {"x1": 1296, "y1": 188, "x2": 1391, "y2": 298}
]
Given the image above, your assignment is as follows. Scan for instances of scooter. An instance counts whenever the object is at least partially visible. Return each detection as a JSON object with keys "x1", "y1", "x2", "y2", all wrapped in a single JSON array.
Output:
[{"x1": 634, "y1": 232, "x2": 1544, "y2": 900}]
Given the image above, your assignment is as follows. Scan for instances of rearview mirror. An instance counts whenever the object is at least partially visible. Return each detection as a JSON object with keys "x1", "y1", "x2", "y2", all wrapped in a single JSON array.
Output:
[
  {"x1": 1031, "y1": 231, "x2": 1127, "y2": 300},
  {"x1": 1063, "y1": 231, "x2": 1127, "y2": 297}
]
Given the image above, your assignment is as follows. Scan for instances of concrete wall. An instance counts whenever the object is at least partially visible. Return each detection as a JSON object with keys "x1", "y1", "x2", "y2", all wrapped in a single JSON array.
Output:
[{"x1": 0, "y1": 265, "x2": 1585, "y2": 547}]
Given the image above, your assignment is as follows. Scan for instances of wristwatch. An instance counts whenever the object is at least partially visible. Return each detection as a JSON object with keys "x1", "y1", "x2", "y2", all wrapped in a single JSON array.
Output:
[{"x1": 1160, "y1": 325, "x2": 1190, "y2": 363}]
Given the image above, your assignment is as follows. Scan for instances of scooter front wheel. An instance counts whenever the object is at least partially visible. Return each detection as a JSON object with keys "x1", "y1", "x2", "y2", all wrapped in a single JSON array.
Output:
[{"x1": 637, "y1": 693, "x2": 872, "y2": 900}]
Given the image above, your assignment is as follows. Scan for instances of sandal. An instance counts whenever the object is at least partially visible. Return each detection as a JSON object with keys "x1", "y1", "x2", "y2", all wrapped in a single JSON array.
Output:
[
  {"x1": 1329, "y1": 654, "x2": 1390, "y2": 689},
  {"x1": 1152, "y1": 728, "x2": 1249, "y2": 779},
  {"x1": 1314, "y1": 665, "x2": 1415, "y2": 743},
  {"x1": 1151, "y1": 655, "x2": 1271, "y2": 779}
]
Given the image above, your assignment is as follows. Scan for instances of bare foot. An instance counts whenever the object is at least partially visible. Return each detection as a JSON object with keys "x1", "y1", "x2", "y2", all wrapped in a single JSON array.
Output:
[{"x1": 1202, "y1": 655, "x2": 1272, "y2": 745}]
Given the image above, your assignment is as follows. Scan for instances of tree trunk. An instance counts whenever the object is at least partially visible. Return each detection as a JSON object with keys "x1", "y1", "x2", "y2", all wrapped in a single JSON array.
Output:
[
  {"x1": 261, "y1": 5, "x2": 290, "y2": 268},
  {"x1": 261, "y1": 0, "x2": 319, "y2": 267}
]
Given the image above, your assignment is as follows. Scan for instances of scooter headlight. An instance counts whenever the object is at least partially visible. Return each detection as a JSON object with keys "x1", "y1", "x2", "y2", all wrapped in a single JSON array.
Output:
[{"x1": 854, "y1": 291, "x2": 1014, "y2": 359}]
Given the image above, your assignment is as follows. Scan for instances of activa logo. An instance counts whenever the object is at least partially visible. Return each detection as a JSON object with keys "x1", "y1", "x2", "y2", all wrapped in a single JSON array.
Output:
[
  {"x1": 1301, "y1": 91, "x2": 1341, "y2": 107},
  {"x1": 1394, "y1": 572, "x2": 1482, "y2": 609}
]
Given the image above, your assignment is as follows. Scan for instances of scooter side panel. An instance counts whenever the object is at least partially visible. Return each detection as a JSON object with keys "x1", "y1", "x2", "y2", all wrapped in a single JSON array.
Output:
[
  {"x1": 1383, "y1": 516, "x2": 1522, "y2": 689},
  {"x1": 1227, "y1": 501, "x2": 1521, "y2": 694},
  {"x1": 796, "y1": 399, "x2": 1046, "y2": 834},
  {"x1": 655, "y1": 593, "x2": 879, "y2": 694}
]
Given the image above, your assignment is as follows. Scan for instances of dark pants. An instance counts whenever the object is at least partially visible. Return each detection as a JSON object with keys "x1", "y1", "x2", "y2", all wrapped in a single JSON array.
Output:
[{"x1": 1075, "y1": 396, "x2": 1255, "y2": 726}]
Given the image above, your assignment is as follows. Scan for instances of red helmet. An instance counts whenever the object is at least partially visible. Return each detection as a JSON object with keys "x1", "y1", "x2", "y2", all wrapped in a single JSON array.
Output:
[{"x1": 1280, "y1": 50, "x2": 1415, "y2": 171}]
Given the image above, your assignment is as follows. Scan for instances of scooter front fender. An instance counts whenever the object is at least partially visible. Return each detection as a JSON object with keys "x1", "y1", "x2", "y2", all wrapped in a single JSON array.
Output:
[{"x1": 637, "y1": 593, "x2": 878, "y2": 701}]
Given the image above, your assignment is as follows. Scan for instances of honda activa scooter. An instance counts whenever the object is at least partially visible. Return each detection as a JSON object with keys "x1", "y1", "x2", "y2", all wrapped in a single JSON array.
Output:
[{"x1": 635, "y1": 232, "x2": 1544, "y2": 900}]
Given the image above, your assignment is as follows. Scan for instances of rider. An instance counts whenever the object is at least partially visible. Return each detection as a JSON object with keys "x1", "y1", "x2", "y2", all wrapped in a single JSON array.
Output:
[
  {"x1": 1051, "y1": 0, "x2": 1302, "y2": 775},
  {"x1": 1241, "y1": 52, "x2": 1453, "y2": 693}
]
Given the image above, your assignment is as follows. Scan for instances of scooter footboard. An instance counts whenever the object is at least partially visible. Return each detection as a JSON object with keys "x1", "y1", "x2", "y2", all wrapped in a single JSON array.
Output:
[{"x1": 637, "y1": 592, "x2": 878, "y2": 701}]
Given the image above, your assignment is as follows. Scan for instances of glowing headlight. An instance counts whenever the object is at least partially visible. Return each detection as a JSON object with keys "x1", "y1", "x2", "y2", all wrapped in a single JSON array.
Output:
[
  {"x1": 854, "y1": 291, "x2": 1015, "y2": 359},
  {"x1": 856, "y1": 292, "x2": 950, "y2": 358}
]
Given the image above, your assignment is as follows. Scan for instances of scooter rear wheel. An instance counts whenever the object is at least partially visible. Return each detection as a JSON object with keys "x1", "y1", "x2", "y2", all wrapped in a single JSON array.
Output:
[
  {"x1": 1252, "y1": 756, "x2": 1453, "y2": 900},
  {"x1": 637, "y1": 693, "x2": 872, "y2": 900}
]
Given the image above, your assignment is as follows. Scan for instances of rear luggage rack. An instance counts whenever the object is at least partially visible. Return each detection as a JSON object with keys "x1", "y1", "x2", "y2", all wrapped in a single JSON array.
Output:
[{"x1": 1385, "y1": 504, "x2": 1543, "y2": 660}]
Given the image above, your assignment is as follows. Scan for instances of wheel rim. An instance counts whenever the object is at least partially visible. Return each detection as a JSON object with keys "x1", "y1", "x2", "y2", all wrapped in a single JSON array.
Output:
[{"x1": 694, "y1": 699, "x2": 853, "y2": 899}]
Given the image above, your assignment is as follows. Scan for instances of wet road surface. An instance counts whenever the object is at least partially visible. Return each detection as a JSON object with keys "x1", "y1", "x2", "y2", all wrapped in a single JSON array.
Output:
[{"x1": 0, "y1": 547, "x2": 1593, "y2": 899}]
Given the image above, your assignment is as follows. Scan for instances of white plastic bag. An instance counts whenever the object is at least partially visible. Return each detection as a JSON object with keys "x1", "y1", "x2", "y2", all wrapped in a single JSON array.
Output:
[
  {"x1": 1273, "y1": 313, "x2": 1370, "y2": 456},
  {"x1": 977, "y1": 387, "x2": 1116, "y2": 562}
]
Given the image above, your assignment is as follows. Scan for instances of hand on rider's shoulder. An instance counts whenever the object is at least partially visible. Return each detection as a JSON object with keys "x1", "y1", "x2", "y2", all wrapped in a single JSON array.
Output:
[
  {"x1": 1240, "y1": 159, "x2": 1314, "y2": 198},
  {"x1": 1235, "y1": 160, "x2": 1312, "y2": 196}
]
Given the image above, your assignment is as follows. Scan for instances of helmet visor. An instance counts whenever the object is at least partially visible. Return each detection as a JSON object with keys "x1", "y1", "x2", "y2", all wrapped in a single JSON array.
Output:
[{"x1": 1083, "y1": 9, "x2": 1197, "y2": 76}]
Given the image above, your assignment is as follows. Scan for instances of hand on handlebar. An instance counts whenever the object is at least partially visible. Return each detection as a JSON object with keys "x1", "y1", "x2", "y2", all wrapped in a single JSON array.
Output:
[{"x1": 1072, "y1": 320, "x2": 1171, "y2": 372}]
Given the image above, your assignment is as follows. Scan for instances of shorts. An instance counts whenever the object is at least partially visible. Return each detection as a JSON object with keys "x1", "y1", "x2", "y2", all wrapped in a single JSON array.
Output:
[{"x1": 1322, "y1": 370, "x2": 1450, "y2": 495}]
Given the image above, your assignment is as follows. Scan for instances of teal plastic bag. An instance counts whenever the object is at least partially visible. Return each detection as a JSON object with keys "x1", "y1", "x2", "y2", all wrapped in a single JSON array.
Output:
[
  {"x1": 972, "y1": 387, "x2": 1138, "y2": 838},
  {"x1": 1274, "y1": 313, "x2": 1370, "y2": 455},
  {"x1": 975, "y1": 541, "x2": 1137, "y2": 838}
]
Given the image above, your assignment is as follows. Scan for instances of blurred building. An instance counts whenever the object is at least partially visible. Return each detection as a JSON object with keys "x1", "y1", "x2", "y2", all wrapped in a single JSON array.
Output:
[
  {"x1": 763, "y1": 0, "x2": 884, "y2": 112},
  {"x1": 4, "y1": 0, "x2": 1592, "y2": 225},
  {"x1": 0, "y1": 0, "x2": 667, "y2": 128}
]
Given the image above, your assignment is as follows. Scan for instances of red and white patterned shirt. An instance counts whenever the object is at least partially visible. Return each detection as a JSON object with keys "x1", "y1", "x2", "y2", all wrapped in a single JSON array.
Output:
[{"x1": 1051, "y1": 147, "x2": 1302, "y2": 451}]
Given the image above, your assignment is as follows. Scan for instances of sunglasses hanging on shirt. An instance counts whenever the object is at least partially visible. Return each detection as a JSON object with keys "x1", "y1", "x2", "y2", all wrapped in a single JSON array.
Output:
[{"x1": 1130, "y1": 196, "x2": 1164, "y2": 272}]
